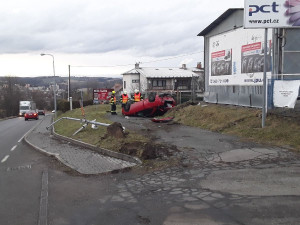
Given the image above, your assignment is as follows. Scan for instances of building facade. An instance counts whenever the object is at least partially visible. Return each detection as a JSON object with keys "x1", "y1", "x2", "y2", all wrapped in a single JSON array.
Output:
[
  {"x1": 122, "y1": 63, "x2": 204, "y2": 101},
  {"x1": 198, "y1": 8, "x2": 300, "y2": 108}
]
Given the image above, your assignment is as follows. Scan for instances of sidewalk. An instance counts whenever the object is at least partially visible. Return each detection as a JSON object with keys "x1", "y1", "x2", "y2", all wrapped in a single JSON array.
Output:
[{"x1": 25, "y1": 115, "x2": 139, "y2": 175}]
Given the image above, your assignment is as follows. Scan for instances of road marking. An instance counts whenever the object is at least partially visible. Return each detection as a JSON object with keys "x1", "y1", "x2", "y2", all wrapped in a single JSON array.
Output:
[
  {"x1": 38, "y1": 170, "x2": 48, "y2": 225},
  {"x1": 11, "y1": 145, "x2": 17, "y2": 151},
  {"x1": 1, "y1": 155, "x2": 10, "y2": 163},
  {"x1": 18, "y1": 119, "x2": 42, "y2": 143},
  {"x1": 6, "y1": 164, "x2": 32, "y2": 172}
]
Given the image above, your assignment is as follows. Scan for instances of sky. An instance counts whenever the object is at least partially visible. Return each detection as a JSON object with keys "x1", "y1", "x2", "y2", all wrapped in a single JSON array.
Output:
[{"x1": 0, "y1": 0, "x2": 243, "y2": 77}]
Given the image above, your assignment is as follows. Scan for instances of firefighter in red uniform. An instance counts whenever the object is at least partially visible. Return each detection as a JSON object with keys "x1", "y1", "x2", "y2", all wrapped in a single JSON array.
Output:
[
  {"x1": 110, "y1": 90, "x2": 117, "y2": 115},
  {"x1": 120, "y1": 91, "x2": 129, "y2": 108},
  {"x1": 133, "y1": 89, "x2": 143, "y2": 102}
]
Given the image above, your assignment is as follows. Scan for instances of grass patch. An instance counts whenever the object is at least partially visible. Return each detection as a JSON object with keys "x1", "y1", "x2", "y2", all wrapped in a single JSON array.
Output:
[
  {"x1": 54, "y1": 104, "x2": 152, "y2": 155},
  {"x1": 54, "y1": 105, "x2": 113, "y2": 145}
]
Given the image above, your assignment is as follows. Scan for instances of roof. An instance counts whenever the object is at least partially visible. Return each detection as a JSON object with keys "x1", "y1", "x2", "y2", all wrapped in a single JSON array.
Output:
[
  {"x1": 197, "y1": 8, "x2": 243, "y2": 36},
  {"x1": 113, "y1": 83, "x2": 123, "y2": 92},
  {"x1": 123, "y1": 67, "x2": 201, "y2": 78}
]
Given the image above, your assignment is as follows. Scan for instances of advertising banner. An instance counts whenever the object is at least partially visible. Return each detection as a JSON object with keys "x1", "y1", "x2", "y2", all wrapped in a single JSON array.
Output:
[
  {"x1": 241, "y1": 41, "x2": 272, "y2": 73},
  {"x1": 209, "y1": 27, "x2": 272, "y2": 86},
  {"x1": 93, "y1": 89, "x2": 113, "y2": 104},
  {"x1": 273, "y1": 80, "x2": 300, "y2": 108},
  {"x1": 244, "y1": 0, "x2": 300, "y2": 28},
  {"x1": 211, "y1": 49, "x2": 232, "y2": 76}
]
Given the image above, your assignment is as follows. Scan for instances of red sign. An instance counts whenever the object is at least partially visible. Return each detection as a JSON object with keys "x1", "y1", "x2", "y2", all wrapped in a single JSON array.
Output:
[
  {"x1": 211, "y1": 50, "x2": 225, "y2": 59},
  {"x1": 242, "y1": 42, "x2": 261, "y2": 53},
  {"x1": 93, "y1": 89, "x2": 113, "y2": 102}
]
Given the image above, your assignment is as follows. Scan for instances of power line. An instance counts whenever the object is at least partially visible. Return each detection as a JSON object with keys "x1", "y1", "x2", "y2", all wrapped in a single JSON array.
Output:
[
  {"x1": 71, "y1": 63, "x2": 133, "y2": 68},
  {"x1": 141, "y1": 51, "x2": 204, "y2": 64},
  {"x1": 70, "y1": 51, "x2": 204, "y2": 68}
]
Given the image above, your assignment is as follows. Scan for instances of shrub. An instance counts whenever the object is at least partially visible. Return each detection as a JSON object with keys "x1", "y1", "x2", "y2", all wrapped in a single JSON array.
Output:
[{"x1": 57, "y1": 99, "x2": 94, "y2": 112}]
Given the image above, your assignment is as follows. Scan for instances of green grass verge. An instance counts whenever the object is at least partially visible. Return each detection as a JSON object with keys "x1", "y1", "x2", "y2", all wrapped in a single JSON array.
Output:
[{"x1": 54, "y1": 104, "x2": 150, "y2": 154}]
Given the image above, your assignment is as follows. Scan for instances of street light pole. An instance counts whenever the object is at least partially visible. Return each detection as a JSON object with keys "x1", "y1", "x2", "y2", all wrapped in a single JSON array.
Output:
[{"x1": 41, "y1": 53, "x2": 57, "y2": 119}]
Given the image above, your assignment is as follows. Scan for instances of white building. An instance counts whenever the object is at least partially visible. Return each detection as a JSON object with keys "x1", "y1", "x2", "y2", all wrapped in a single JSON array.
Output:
[{"x1": 122, "y1": 63, "x2": 204, "y2": 98}]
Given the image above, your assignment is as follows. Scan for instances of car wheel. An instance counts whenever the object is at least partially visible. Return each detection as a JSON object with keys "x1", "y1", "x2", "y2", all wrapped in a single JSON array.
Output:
[{"x1": 25, "y1": 118, "x2": 28, "y2": 121}]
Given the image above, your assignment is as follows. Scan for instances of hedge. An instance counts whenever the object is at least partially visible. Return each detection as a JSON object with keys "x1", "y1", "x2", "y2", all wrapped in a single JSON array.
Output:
[{"x1": 57, "y1": 99, "x2": 94, "y2": 113}]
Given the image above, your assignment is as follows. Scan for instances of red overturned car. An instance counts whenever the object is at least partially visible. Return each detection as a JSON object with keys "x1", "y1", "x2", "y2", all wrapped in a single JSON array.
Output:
[
  {"x1": 24, "y1": 111, "x2": 39, "y2": 121},
  {"x1": 122, "y1": 93, "x2": 176, "y2": 117}
]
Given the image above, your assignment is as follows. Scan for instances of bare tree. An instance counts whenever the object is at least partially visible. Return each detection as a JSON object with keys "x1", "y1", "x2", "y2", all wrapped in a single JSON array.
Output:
[{"x1": 1, "y1": 76, "x2": 21, "y2": 117}]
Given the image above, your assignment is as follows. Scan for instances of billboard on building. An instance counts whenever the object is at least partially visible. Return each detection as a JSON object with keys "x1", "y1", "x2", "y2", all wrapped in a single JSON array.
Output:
[
  {"x1": 244, "y1": 0, "x2": 300, "y2": 28},
  {"x1": 211, "y1": 49, "x2": 232, "y2": 76},
  {"x1": 209, "y1": 27, "x2": 272, "y2": 86}
]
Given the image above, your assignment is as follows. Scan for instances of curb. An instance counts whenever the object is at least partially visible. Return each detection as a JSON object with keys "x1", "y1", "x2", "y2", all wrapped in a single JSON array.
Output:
[
  {"x1": 51, "y1": 124, "x2": 142, "y2": 165},
  {"x1": 24, "y1": 115, "x2": 142, "y2": 175},
  {"x1": 23, "y1": 117, "x2": 61, "y2": 160}
]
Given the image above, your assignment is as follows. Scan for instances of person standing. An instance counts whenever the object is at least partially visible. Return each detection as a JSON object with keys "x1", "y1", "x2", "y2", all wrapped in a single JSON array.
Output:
[
  {"x1": 110, "y1": 90, "x2": 117, "y2": 115},
  {"x1": 133, "y1": 89, "x2": 143, "y2": 102},
  {"x1": 120, "y1": 91, "x2": 129, "y2": 108}
]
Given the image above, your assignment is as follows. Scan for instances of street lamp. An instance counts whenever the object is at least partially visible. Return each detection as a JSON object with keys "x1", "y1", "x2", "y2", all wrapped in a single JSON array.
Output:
[{"x1": 40, "y1": 53, "x2": 57, "y2": 119}]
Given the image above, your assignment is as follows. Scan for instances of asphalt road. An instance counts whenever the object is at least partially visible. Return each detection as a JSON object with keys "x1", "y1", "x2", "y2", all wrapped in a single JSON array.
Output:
[
  {"x1": 0, "y1": 117, "x2": 46, "y2": 224},
  {"x1": 1, "y1": 114, "x2": 300, "y2": 225}
]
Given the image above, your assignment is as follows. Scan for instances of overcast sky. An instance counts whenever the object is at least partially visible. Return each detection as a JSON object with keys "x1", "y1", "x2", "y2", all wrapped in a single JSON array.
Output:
[{"x1": 0, "y1": 0, "x2": 243, "y2": 77}]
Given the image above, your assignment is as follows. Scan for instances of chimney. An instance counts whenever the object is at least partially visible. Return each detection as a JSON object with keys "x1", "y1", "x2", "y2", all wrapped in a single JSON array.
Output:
[
  {"x1": 181, "y1": 64, "x2": 187, "y2": 69},
  {"x1": 197, "y1": 62, "x2": 202, "y2": 69},
  {"x1": 135, "y1": 63, "x2": 140, "y2": 69}
]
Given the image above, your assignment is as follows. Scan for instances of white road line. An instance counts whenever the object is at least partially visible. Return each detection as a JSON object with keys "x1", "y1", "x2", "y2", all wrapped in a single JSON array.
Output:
[
  {"x1": 38, "y1": 170, "x2": 48, "y2": 225},
  {"x1": 11, "y1": 145, "x2": 17, "y2": 151},
  {"x1": 18, "y1": 137, "x2": 23, "y2": 143},
  {"x1": 1, "y1": 155, "x2": 10, "y2": 163},
  {"x1": 18, "y1": 119, "x2": 42, "y2": 143}
]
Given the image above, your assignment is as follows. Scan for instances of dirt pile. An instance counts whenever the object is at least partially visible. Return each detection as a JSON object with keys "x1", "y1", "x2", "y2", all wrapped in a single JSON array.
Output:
[
  {"x1": 106, "y1": 122, "x2": 125, "y2": 138},
  {"x1": 119, "y1": 142, "x2": 172, "y2": 160}
]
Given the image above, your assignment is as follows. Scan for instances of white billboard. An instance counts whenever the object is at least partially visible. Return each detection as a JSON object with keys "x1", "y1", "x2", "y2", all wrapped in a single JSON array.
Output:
[
  {"x1": 244, "y1": 0, "x2": 300, "y2": 28},
  {"x1": 209, "y1": 27, "x2": 272, "y2": 86}
]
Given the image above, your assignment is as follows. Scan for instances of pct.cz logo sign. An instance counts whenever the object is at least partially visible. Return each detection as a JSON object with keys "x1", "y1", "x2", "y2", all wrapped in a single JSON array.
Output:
[{"x1": 249, "y1": 2, "x2": 279, "y2": 16}]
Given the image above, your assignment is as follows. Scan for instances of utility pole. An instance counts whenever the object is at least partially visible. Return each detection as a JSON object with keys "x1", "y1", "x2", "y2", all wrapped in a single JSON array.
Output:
[{"x1": 68, "y1": 65, "x2": 71, "y2": 101}]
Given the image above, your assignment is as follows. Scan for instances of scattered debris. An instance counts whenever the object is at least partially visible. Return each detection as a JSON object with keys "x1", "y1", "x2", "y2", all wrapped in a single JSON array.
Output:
[
  {"x1": 91, "y1": 119, "x2": 98, "y2": 129},
  {"x1": 151, "y1": 117, "x2": 174, "y2": 123}
]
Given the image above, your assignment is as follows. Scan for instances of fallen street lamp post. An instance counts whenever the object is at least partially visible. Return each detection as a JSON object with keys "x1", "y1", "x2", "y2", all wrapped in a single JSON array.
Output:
[{"x1": 45, "y1": 117, "x2": 125, "y2": 136}]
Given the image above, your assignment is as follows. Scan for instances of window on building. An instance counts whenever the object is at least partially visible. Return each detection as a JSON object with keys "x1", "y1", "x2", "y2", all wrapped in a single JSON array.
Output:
[
  {"x1": 132, "y1": 79, "x2": 139, "y2": 83},
  {"x1": 176, "y1": 79, "x2": 189, "y2": 90},
  {"x1": 152, "y1": 79, "x2": 166, "y2": 87},
  {"x1": 124, "y1": 81, "x2": 126, "y2": 89},
  {"x1": 177, "y1": 79, "x2": 188, "y2": 86}
]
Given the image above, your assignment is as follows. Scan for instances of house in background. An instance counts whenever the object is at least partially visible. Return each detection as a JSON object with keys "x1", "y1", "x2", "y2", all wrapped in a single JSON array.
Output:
[{"x1": 122, "y1": 63, "x2": 204, "y2": 102}]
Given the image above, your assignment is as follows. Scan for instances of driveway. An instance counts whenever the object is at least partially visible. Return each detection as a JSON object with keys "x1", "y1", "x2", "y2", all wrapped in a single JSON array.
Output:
[{"x1": 108, "y1": 114, "x2": 300, "y2": 225}]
